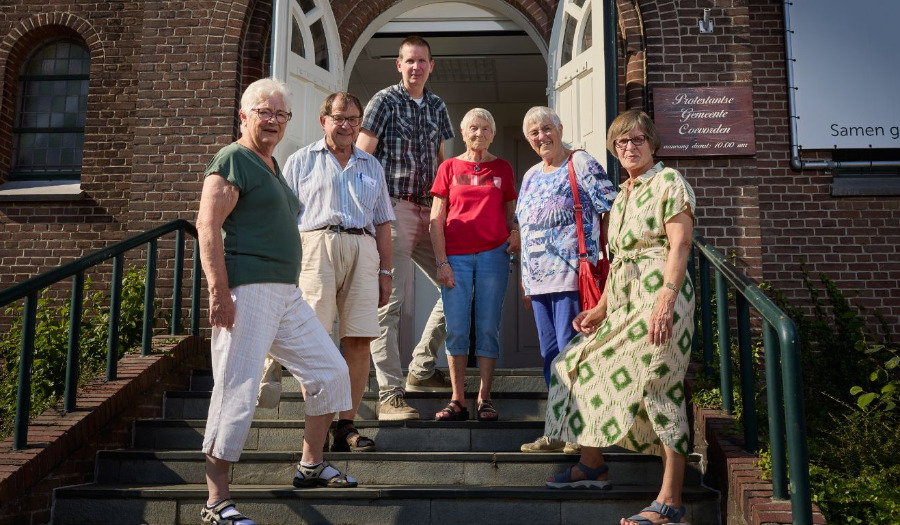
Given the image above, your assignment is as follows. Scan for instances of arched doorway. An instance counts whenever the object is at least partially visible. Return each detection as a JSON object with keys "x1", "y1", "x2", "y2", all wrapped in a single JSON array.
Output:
[{"x1": 346, "y1": 1, "x2": 548, "y2": 368}]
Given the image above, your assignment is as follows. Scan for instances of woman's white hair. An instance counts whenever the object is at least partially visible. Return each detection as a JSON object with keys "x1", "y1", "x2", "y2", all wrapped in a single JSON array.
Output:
[
  {"x1": 460, "y1": 107, "x2": 496, "y2": 134},
  {"x1": 241, "y1": 77, "x2": 292, "y2": 113},
  {"x1": 522, "y1": 106, "x2": 562, "y2": 135}
]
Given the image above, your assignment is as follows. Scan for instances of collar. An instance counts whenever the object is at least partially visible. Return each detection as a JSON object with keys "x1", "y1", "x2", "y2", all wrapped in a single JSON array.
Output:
[
  {"x1": 618, "y1": 161, "x2": 666, "y2": 190},
  {"x1": 311, "y1": 137, "x2": 360, "y2": 162},
  {"x1": 396, "y1": 81, "x2": 431, "y2": 103}
]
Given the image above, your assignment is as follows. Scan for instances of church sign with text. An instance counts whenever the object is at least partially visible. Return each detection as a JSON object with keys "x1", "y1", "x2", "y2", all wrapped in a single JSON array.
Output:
[{"x1": 653, "y1": 86, "x2": 756, "y2": 157}]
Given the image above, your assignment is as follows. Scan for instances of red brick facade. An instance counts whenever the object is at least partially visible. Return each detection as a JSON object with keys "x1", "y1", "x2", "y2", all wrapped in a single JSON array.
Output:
[{"x1": 1, "y1": 1, "x2": 898, "y2": 330}]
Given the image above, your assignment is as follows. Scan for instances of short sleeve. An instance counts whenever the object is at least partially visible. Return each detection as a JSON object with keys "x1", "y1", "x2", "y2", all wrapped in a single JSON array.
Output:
[
  {"x1": 436, "y1": 100, "x2": 455, "y2": 142},
  {"x1": 430, "y1": 159, "x2": 453, "y2": 198},
  {"x1": 573, "y1": 150, "x2": 617, "y2": 213},
  {"x1": 659, "y1": 169, "x2": 696, "y2": 224},
  {"x1": 499, "y1": 160, "x2": 517, "y2": 201},
  {"x1": 362, "y1": 91, "x2": 390, "y2": 137},
  {"x1": 205, "y1": 145, "x2": 246, "y2": 193}
]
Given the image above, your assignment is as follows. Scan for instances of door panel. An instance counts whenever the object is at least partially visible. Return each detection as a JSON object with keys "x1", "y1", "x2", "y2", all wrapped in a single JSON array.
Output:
[
  {"x1": 549, "y1": 0, "x2": 607, "y2": 167},
  {"x1": 272, "y1": 0, "x2": 344, "y2": 166}
]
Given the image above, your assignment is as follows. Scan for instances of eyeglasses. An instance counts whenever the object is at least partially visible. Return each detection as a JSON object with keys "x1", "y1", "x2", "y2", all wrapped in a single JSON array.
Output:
[
  {"x1": 327, "y1": 115, "x2": 362, "y2": 127},
  {"x1": 613, "y1": 135, "x2": 647, "y2": 150},
  {"x1": 251, "y1": 108, "x2": 292, "y2": 124}
]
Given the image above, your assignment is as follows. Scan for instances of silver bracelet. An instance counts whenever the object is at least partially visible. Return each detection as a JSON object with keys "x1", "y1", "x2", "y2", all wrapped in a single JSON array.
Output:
[
  {"x1": 664, "y1": 282, "x2": 679, "y2": 292},
  {"x1": 378, "y1": 269, "x2": 393, "y2": 278},
  {"x1": 437, "y1": 261, "x2": 450, "y2": 270}
]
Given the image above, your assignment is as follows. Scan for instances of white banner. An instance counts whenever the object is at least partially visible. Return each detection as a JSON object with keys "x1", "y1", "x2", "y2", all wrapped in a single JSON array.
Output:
[{"x1": 788, "y1": 0, "x2": 900, "y2": 150}]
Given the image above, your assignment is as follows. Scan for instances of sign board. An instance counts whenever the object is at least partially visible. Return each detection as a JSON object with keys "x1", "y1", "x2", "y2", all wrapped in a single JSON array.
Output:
[
  {"x1": 788, "y1": 0, "x2": 900, "y2": 150},
  {"x1": 653, "y1": 86, "x2": 756, "y2": 157}
]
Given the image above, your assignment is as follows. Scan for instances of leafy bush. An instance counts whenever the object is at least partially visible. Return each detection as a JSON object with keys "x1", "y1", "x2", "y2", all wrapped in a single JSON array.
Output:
[
  {"x1": 0, "y1": 266, "x2": 157, "y2": 439},
  {"x1": 691, "y1": 263, "x2": 898, "y2": 523}
]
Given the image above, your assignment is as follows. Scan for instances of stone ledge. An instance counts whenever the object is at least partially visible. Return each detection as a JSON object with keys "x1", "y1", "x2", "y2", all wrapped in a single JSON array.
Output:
[
  {"x1": 0, "y1": 335, "x2": 206, "y2": 524},
  {"x1": 690, "y1": 378, "x2": 827, "y2": 525}
]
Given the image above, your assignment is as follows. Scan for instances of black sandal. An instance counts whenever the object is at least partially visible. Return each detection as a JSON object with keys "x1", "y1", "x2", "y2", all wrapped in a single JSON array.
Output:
[
  {"x1": 435, "y1": 400, "x2": 469, "y2": 421},
  {"x1": 330, "y1": 422, "x2": 376, "y2": 452},
  {"x1": 476, "y1": 399, "x2": 499, "y2": 421}
]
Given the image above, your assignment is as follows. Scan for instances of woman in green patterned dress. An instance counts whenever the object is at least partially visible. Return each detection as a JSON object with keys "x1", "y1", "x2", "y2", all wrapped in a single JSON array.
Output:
[{"x1": 544, "y1": 110, "x2": 696, "y2": 525}]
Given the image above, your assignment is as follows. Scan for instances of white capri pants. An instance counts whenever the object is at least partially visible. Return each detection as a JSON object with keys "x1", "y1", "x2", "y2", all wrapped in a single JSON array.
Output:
[{"x1": 202, "y1": 283, "x2": 351, "y2": 462}]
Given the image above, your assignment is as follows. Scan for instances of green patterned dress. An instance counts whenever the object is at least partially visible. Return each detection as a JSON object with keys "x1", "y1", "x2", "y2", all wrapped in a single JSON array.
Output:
[{"x1": 545, "y1": 162, "x2": 696, "y2": 457}]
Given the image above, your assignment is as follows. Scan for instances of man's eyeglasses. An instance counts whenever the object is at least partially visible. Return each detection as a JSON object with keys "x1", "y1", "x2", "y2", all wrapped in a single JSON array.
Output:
[
  {"x1": 613, "y1": 135, "x2": 648, "y2": 150},
  {"x1": 327, "y1": 115, "x2": 362, "y2": 127},
  {"x1": 251, "y1": 108, "x2": 292, "y2": 124}
]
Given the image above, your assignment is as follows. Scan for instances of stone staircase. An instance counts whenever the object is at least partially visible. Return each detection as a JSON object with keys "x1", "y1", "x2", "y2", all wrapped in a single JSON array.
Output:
[{"x1": 51, "y1": 368, "x2": 720, "y2": 524}]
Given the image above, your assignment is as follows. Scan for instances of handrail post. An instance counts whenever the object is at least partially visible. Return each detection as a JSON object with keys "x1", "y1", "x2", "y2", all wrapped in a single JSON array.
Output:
[
  {"x1": 736, "y1": 294, "x2": 758, "y2": 453},
  {"x1": 142, "y1": 239, "x2": 157, "y2": 356},
  {"x1": 699, "y1": 254, "x2": 714, "y2": 374},
  {"x1": 191, "y1": 237, "x2": 201, "y2": 336},
  {"x1": 780, "y1": 320, "x2": 813, "y2": 525},
  {"x1": 107, "y1": 254, "x2": 124, "y2": 381},
  {"x1": 763, "y1": 321, "x2": 788, "y2": 499},
  {"x1": 688, "y1": 248, "x2": 700, "y2": 361},
  {"x1": 64, "y1": 272, "x2": 85, "y2": 412},
  {"x1": 13, "y1": 293, "x2": 38, "y2": 450},
  {"x1": 715, "y1": 269, "x2": 734, "y2": 414},
  {"x1": 171, "y1": 229, "x2": 185, "y2": 335}
]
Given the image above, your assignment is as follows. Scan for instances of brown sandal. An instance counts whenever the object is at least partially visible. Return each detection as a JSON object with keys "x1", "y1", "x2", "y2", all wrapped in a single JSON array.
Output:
[{"x1": 330, "y1": 423, "x2": 376, "y2": 452}]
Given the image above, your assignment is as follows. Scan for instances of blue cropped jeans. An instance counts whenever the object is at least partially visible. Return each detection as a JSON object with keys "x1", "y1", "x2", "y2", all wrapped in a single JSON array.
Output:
[{"x1": 441, "y1": 243, "x2": 510, "y2": 359}]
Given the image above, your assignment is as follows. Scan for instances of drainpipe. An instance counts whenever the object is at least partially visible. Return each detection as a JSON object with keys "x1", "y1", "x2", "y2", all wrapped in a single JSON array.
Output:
[
  {"x1": 783, "y1": 0, "x2": 900, "y2": 171},
  {"x1": 605, "y1": 0, "x2": 620, "y2": 182}
]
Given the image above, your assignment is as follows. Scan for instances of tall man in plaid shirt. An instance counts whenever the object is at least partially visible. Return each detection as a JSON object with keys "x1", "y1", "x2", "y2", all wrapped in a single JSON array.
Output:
[{"x1": 357, "y1": 35, "x2": 455, "y2": 421}]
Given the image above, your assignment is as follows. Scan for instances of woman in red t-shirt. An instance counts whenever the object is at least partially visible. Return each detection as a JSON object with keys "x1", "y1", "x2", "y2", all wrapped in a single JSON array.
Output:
[{"x1": 429, "y1": 108, "x2": 519, "y2": 422}]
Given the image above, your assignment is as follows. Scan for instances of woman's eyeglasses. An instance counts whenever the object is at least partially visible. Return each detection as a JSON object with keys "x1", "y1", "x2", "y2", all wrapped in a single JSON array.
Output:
[
  {"x1": 613, "y1": 135, "x2": 647, "y2": 150},
  {"x1": 251, "y1": 108, "x2": 292, "y2": 124}
]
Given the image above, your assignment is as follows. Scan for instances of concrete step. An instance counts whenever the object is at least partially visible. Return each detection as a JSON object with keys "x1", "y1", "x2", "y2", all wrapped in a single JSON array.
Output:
[
  {"x1": 134, "y1": 419, "x2": 550, "y2": 453},
  {"x1": 164, "y1": 390, "x2": 548, "y2": 421},
  {"x1": 52, "y1": 483, "x2": 720, "y2": 525},
  {"x1": 94, "y1": 450, "x2": 703, "y2": 487},
  {"x1": 189, "y1": 368, "x2": 549, "y2": 394}
]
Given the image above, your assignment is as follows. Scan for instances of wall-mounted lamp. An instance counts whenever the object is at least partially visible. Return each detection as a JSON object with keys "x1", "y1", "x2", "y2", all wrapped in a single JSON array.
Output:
[{"x1": 699, "y1": 8, "x2": 714, "y2": 33}]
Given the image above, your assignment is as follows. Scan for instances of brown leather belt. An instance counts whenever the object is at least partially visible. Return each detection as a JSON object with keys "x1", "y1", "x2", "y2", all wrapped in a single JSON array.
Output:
[{"x1": 396, "y1": 194, "x2": 433, "y2": 207}]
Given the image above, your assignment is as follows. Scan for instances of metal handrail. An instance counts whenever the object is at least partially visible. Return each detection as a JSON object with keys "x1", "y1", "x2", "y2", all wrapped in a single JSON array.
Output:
[
  {"x1": 0, "y1": 219, "x2": 200, "y2": 450},
  {"x1": 691, "y1": 233, "x2": 812, "y2": 525}
]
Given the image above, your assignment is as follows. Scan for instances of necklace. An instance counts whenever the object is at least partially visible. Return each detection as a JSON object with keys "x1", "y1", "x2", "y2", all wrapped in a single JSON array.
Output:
[{"x1": 462, "y1": 152, "x2": 491, "y2": 172}]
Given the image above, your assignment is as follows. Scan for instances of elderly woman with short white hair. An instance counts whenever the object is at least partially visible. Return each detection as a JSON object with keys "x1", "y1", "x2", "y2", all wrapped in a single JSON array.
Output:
[
  {"x1": 429, "y1": 107, "x2": 518, "y2": 422},
  {"x1": 516, "y1": 106, "x2": 618, "y2": 453},
  {"x1": 197, "y1": 77, "x2": 357, "y2": 525}
]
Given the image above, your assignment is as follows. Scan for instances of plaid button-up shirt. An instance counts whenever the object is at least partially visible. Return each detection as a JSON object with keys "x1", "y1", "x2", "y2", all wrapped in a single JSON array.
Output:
[{"x1": 361, "y1": 82, "x2": 455, "y2": 198}]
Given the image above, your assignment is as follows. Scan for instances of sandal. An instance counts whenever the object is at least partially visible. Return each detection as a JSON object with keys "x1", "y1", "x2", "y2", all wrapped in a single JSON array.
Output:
[
  {"x1": 545, "y1": 462, "x2": 612, "y2": 490},
  {"x1": 330, "y1": 422, "x2": 376, "y2": 452},
  {"x1": 293, "y1": 460, "x2": 358, "y2": 488},
  {"x1": 435, "y1": 400, "x2": 469, "y2": 421},
  {"x1": 200, "y1": 499, "x2": 256, "y2": 525},
  {"x1": 476, "y1": 399, "x2": 499, "y2": 421},
  {"x1": 623, "y1": 500, "x2": 687, "y2": 525}
]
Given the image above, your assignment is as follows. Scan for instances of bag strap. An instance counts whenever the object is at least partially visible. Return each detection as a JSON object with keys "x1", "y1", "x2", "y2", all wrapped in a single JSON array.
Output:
[{"x1": 566, "y1": 151, "x2": 608, "y2": 261}]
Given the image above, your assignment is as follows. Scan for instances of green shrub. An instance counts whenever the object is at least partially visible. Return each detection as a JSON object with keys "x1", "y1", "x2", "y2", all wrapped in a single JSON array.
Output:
[{"x1": 0, "y1": 266, "x2": 158, "y2": 439}]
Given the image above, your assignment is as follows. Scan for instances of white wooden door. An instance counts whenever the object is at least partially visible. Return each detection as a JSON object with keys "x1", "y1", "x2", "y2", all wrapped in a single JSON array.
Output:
[
  {"x1": 272, "y1": 0, "x2": 344, "y2": 166},
  {"x1": 548, "y1": 0, "x2": 607, "y2": 168}
]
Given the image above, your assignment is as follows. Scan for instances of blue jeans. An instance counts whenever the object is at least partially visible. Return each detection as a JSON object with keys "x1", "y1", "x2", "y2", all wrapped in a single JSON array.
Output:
[
  {"x1": 441, "y1": 243, "x2": 510, "y2": 359},
  {"x1": 531, "y1": 291, "x2": 580, "y2": 386}
]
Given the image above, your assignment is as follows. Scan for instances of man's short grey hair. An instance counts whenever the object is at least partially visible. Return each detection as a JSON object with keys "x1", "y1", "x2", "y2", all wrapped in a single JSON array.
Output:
[
  {"x1": 522, "y1": 106, "x2": 562, "y2": 135},
  {"x1": 461, "y1": 107, "x2": 496, "y2": 135},
  {"x1": 241, "y1": 78, "x2": 292, "y2": 113}
]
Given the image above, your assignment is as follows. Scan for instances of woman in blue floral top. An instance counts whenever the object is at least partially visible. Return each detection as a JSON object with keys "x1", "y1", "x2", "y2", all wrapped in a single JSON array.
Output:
[{"x1": 515, "y1": 106, "x2": 618, "y2": 454}]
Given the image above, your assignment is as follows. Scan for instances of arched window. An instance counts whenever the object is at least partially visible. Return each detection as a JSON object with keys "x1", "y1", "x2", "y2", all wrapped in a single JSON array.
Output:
[{"x1": 10, "y1": 39, "x2": 89, "y2": 181}]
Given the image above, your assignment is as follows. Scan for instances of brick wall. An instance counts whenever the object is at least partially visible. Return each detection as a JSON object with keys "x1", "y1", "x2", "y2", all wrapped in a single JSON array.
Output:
[
  {"x1": 0, "y1": 1, "x2": 897, "y2": 330},
  {"x1": 0, "y1": 336, "x2": 207, "y2": 525}
]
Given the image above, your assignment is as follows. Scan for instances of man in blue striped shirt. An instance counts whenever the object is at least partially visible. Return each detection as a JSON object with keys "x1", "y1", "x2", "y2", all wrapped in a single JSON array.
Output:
[
  {"x1": 357, "y1": 35, "x2": 456, "y2": 421},
  {"x1": 283, "y1": 92, "x2": 395, "y2": 452}
]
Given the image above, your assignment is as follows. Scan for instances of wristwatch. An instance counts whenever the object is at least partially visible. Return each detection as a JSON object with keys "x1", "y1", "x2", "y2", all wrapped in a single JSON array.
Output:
[{"x1": 378, "y1": 269, "x2": 393, "y2": 278}]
